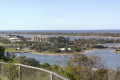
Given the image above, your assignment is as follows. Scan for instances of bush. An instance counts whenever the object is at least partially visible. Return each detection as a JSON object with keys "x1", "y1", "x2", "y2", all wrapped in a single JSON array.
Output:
[
  {"x1": 41, "y1": 63, "x2": 50, "y2": 68},
  {"x1": 17, "y1": 56, "x2": 40, "y2": 67},
  {"x1": 0, "y1": 46, "x2": 5, "y2": 60}
]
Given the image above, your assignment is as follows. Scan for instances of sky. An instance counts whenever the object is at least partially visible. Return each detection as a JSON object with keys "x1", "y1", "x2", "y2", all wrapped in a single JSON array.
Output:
[{"x1": 0, "y1": 0, "x2": 120, "y2": 30}]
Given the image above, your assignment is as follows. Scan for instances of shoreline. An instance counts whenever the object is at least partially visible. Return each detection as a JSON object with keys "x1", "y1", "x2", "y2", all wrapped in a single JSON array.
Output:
[
  {"x1": 32, "y1": 52, "x2": 73, "y2": 55},
  {"x1": 64, "y1": 35, "x2": 120, "y2": 38},
  {"x1": 34, "y1": 34, "x2": 120, "y2": 38},
  {"x1": 82, "y1": 48, "x2": 98, "y2": 54},
  {"x1": 8, "y1": 48, "x2": 98, "y2": 55},
  {"x1": 8, "y1": 51, "x2": 73, "y2": 55}
]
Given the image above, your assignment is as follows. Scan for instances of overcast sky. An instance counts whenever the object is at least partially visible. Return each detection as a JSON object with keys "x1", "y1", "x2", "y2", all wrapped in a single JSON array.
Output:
[{"x1": 0, "y1": 0, "x2": 120, "y2": 30}]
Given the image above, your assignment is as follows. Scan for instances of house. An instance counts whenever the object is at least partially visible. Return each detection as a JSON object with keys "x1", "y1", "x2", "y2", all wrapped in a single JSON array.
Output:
[
  {"x1": 68, "y1": 48, "x2": 71, "y2": 51},
  {"x1": 59, "y1": 48, "x2": 72, "y2": 52},
  {"x1": 59, "y1": 48, "x2": 65, "y2": 52},
  {"x1": 8, "y1": 37, "x2": 21, "y2": 42}
]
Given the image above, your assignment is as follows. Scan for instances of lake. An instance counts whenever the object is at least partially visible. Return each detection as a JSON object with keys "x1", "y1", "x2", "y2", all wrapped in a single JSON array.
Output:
[
  {"x1": 17, "y1": 34, "x2": 120, "y2": 41},
  {"x1": 14, "y1": 53, "x2": 71, "y2": 66},
  {"x1": 12, "y1": 43, "x2": 120, "y2": 69},
  {"x1": 85, "y1": 43, "x2": 120, "y2": 69}
]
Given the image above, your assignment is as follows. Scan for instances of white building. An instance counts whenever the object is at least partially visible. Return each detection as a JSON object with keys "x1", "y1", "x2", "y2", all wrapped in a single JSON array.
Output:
[
  {"x1": 59, "y1": 48, "x2": 72, "y2": 52},
  {"x1": 27, "y1": 35, "x2": 48, "y2": 42},
  {"x1": 8, "y1": 37, "x2": 21, "y2": 42}
]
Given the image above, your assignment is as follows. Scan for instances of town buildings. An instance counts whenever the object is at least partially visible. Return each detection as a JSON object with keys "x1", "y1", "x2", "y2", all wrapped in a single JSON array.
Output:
[{"x1": 26, "y1": 35, "x2": 48, "y2": 42}]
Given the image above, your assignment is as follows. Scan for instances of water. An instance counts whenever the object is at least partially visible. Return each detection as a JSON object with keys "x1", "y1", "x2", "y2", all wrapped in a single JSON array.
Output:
[
  {"x1": 14, "y1": 53, "x2": 71, "y2": 66},
  {"x1": 101, "y1": 43, "x2": 120, "y2": 47},
  {"x1": 6, "y1": 30, "x2": 120, "y2": 41},
  {"x1": 16, "y1": 34, "x2": 120, "y2": 41},
  {"x1": 65, "y1": 36, "x2": 120, "y2": 41},
  {"x1": 0, "y1": 30, "x2": 120, "y2": 33},
  {"x1": 47, "y1": 35, "x2": 120, "y2": 40},
  {"x1": 85, "y1": 43, "x2": 120, "y2": 69},
  {"x1": 9, "y1": 43, "x2": 120, "y2": 69}
]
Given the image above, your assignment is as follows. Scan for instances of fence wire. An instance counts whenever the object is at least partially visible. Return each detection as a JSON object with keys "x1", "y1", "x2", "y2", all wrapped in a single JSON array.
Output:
[{"x1": 0, "y1": 62, "x2": 69, "y2": 80}]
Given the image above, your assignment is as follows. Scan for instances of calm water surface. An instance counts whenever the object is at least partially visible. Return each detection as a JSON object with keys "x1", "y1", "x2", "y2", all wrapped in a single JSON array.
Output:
[
  {"x1": 17, "y1": 34, "x2": 120, "y2": 41},
  {"x1": 101, "y1": 43, "x2": 120, "y2": 47},
  {"x1": 85, "y1": 49, "x2": 120, "y2": 69},
  {"x1": 85, "y1": 43, "x2": 120, "y2": 69},
  {"x1": 14, "y1": 53, "x2": 71, "y2": 66},
  {"x1": 1, "y1": 30, "x2": 120, "y2": 33},
  {"x1": 13, "y1": 43, "x2": 120, "y2": 69}
]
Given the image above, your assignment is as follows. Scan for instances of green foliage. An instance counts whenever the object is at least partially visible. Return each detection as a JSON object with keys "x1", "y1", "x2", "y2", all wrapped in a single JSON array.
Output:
[
  {"x1": 73, "y1": 47, "x2": 82, "y2": 52},
  {"x1": 28, "y1": 36, "x2": 120, "y2": 53},
  {"x1": 41, "y1": 63, "x2": 51, "y2": 70},
  {"x1": 29, "y1": 36, "x2": 72, "y2": 53},
  {"x1": 53, "y1": 48, "x2": 61, "y2": 53},
  {"x1": 0, "y1": 37, "x2": 11, "y2": 44},
  {"x1": 17, "y1": 56, "x2": 40, "y2": 67},
  {"x1": 0, "y1": 46, "x2": 5, "y2": 60},
  {"x1": 93, "y1": 68, "x2": 108, "y2": 80},
  {"x1": 2, "y1": 53, "x2": 120, "y2": 80},
  {"x1": 2, "y1": 44, "x2": 120, "y2": 80},
  {"x1": 64, "y1": 66, "x2": 75, "y2": 80},
  {"x1": 5, "y1": 63, "x2": 19, "y2": 80},
  {"x1": 93, "y1": 45, "x2": 105, "y2": 48},
  {"x1": 4, "y1": 52, "x2": 17, "y2": 62},
  {"x1": 63, "y1": 54, "x2": 106, "y2": 80}
]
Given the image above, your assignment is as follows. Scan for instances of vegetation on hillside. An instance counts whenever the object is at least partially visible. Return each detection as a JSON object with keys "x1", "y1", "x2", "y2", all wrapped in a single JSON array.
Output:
[
  {"x1": 27, "y1": 37, "x2": 120, "y2": 53},
  {"x1": 0, "y1": 47, "x2": 120, "y2": 80}
]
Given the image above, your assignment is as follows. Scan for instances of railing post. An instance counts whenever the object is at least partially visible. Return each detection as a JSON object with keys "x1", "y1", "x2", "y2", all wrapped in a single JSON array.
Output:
[
  {"x1": 19, "y1": 65, "x2": 21, "y2": 80},
  {"x1": 50, "y1": 73, "x2": 53, "y2": 80}
]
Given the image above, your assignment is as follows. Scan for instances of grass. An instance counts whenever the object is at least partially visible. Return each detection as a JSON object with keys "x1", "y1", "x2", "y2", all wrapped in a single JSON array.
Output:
[
  {"x1": 5, "y1": 48, "x2": 22, "y2": 52},
  {"x1": 0, "y1": 75, "x2": 8, "y2": 80}
]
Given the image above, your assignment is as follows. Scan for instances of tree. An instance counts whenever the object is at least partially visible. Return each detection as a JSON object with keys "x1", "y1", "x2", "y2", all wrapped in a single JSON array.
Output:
[
  {"x1": 17, "y1": 56, "x2": 40, "y2": 67},
  {"x1": 65, "y1": 54, "x2": 105, "y2": 80},
  {"x1": 0, "y1": 46, "x2": 5, "y2": 60}
]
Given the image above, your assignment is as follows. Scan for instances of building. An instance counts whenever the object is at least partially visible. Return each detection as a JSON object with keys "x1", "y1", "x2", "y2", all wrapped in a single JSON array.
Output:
[
  {"x1": 27, "y1": 35, "x2": 48, "y2": 42},
  {"x1": 7, "y1": 37, "x2": 21, "y2": 42},
  {"x1": 59, "y1": 48, "x2": 72, "y2": 52}
]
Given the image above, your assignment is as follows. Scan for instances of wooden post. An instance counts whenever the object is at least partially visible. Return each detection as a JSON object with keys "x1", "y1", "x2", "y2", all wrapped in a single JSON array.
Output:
[
  {"x1": 50, "y1": 73, "x2": 53, "y2": 80},
  {"x1": 19, "y1": 65, "x2": 21, "y2": 80}
]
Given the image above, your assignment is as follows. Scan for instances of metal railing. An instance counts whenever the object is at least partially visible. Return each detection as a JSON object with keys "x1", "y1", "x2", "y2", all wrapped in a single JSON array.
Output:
[{"x1": 0, "y1": 62, "x2": 69, "y2": 80}]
